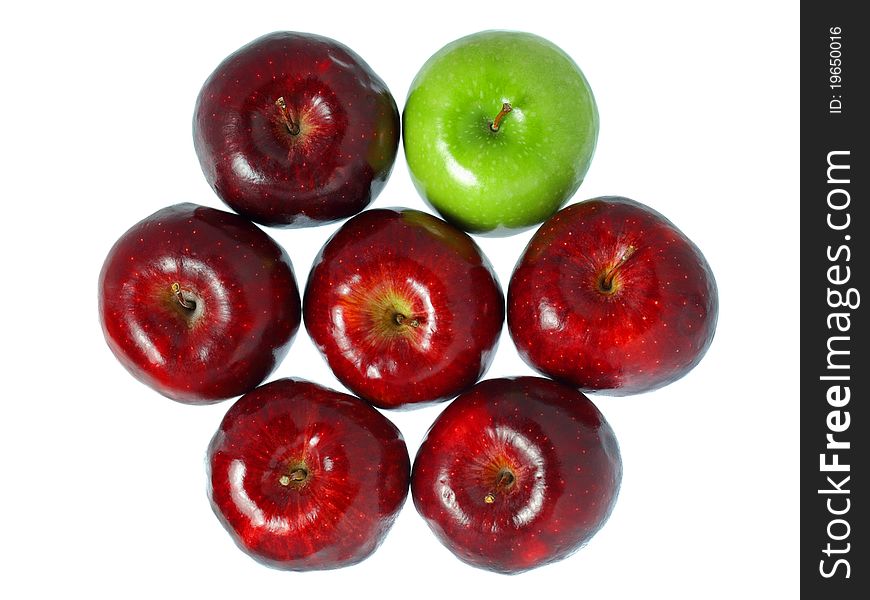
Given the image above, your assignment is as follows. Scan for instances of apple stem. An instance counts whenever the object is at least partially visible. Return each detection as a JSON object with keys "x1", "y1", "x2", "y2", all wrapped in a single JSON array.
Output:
[
  {"x1": 278, "y1": 467, "x2": 308, "y2": 487},
  {"x1": 484, "y1": 468, "x2": 516, "y2": 504},
  {"x1": 489, "y1": 102, "x2": 513, "y2": 132},
  {"x1": 275, "y1": 97, "x2": 300, "y2": 135},
  {"x1": 496, "y1": 468, "x2": 515, "y2": 488},
  {"x1": 599, "y1": 272, "x2": 616, "y2": 292},
  {"x1": 599, "y1": 246, "x2": 637, "y2": 293},
  {"x1": 171, "y1": 282, "x2": 196, "y2": 310},
  {"x1": 393, "y1": 313, "x2": 421, "y2": 328}
]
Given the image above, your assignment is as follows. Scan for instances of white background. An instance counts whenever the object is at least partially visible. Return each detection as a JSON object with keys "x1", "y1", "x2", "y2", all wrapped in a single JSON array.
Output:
[{"x1": 0, "y1": 1, "x2": 799, "y2": 597}]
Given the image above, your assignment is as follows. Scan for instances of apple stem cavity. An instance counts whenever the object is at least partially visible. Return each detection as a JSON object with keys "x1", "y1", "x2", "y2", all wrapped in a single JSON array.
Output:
[
  {"x1": 275, "y1": 96, "x2": 300, "y2": 136},
  {"x1": 598, "y1": 245, "x2": 637, "y2": 294},
  {"x1": 484, "y1": 467, "x2": 516, "y2": 503},
  {"x1": 489, "y1": 102, "x2": 513, "y2": 132},
  {"x1": 279, "y1": 466, "x2": 309, "y2": 487},
  {"x1": 171, "y1": 282, "x2": 196, "y2": 311},
  {"x1": 393, "y1": 313, "x2": 421, "y2": 328}
]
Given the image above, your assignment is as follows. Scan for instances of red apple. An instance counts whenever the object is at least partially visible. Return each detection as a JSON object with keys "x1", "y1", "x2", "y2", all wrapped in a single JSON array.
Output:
[
  {"x1": 303, "y1": 208, "x2": 504, "y2": 409},
  {"x1": 508, "y1": 196, "x2": 718, "y2": 395},
  {"x1": 98, "y1": 203, "x2": 301, "y2": 403},
  {"x1": 207, "y1": 378, "x2": 410, "y2": 570},
  {"x1": 412, "y1": 376, "x2": 622, "y2": 573},
  {"x1": 193, "y1": 31, "x2": 400, "y2": 228}
]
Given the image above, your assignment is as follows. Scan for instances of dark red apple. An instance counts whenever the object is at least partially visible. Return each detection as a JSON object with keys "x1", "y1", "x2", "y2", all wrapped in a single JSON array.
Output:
[
  {"x1": 303, "y1": 208, "x2": 504, "y2": 409},
  {"x1": 193, "y1": 31, "x2": 400, "y2": 228},
  {"x1": 207, "y1": 378, "x2": 410, "y2": 570},
  {"x1": 98, "y1": 203, "x2": 301, "y2": 403},
  {"x1": 508, "y1": 196, "x2": 718, "y2": 395},
  {"x1": 412, "y1": 376, "x2": 622, "y2": 573}
]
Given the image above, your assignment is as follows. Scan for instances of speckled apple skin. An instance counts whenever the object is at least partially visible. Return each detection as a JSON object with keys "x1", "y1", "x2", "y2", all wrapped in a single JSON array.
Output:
[
  {"x1": 403, "y1": 30, "x2": 598, "y2": 235},
  {"x1": 98, "y1": 203, "x2": 301, "y2": 403},
  {"x1": 508, "y1": 196, "x2": 718, "y2": 395},
  {"x1": 412, "y1": 377, "x2": 622, "y2": 573},
  {"x1": 194, "y1": 31, "x2": 400, "y2": 228},
  {"x1": 304, "y1": 208, "x2": 504, "y2": 409},
  {"x1": 208, "y1": 378, "x2": 410, "y2": 570}
]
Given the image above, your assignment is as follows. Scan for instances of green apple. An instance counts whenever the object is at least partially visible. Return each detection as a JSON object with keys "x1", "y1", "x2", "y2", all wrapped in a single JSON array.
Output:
[{"x1": 403, "y1": 30, "x2": 599, "y2": 235}]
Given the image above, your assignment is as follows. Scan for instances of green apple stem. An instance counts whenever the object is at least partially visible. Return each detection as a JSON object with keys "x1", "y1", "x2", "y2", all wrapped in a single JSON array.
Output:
[
  {"x1": 171, "y1": 282, "x2": 196, "y2": 310},
  {"x1": 489, "y1": 102, "x2": 513, "y2": 132},
  {"x1": 275, "y1": 96, "x2": 300, "y2": 135},
  {"x1": 484, "y1": 468, "x2": 516, "y2": 504}
]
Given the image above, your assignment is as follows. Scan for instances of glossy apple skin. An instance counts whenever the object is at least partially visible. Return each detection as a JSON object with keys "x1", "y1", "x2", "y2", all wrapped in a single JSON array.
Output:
[
  {"x1": 304, "y1": 208, "x2": 504, "y2": 409},
  {"x1": 403, "y1": 30, "x2": 598, "y2": 235},
  {"x1": 207, "y1": 378, "x2": 410, "y2": 570},
  {"x1": 412, "y1": 377, "x2": 622, "y2": 573},
  {"x1": 98, "y1": 203, "x2": 301, "y2": 403},
  {"x1": 194, "y1": 31, "x2": 400, "y2": 228},
  {"x1": 508, "y1": 197, "x2": 718, "y2": 395}
]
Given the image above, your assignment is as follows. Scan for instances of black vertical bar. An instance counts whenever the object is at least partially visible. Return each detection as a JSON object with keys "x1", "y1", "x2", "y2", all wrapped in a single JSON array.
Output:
[{"x1": 801, "y1": 2, "x2": 867, "y2": 596}]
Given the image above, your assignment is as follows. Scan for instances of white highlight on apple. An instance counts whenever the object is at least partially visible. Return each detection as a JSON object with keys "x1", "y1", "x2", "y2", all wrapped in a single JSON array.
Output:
[{"x1": 435, "y1": 138, "x2": 478, "y2": 188}]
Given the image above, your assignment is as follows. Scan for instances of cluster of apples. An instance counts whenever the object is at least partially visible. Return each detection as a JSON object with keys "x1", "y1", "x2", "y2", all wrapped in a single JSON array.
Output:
[{"x1": 98, "y1": 31, "x2": 718, "y2": 574}]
